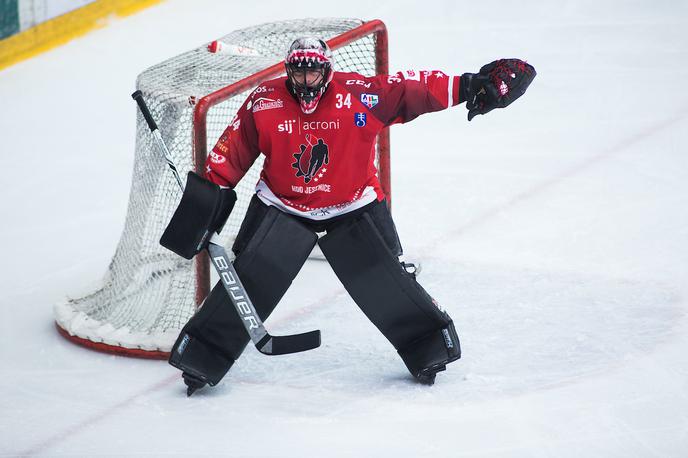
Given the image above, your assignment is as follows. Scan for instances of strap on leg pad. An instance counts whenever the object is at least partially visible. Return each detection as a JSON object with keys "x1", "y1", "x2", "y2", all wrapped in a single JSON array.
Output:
[
  {"x1": 362, "y1": 199, "x2": 403, "y2": 257},
  {"x1": 319, "y1": 212, "x2": 452, "y2": 352},
  {"x1": 160, "y1": 172, "x2": 236, "y2": 259},
  {"x1": 168, "y1": 207, "x2": 317, "y2": 384}
]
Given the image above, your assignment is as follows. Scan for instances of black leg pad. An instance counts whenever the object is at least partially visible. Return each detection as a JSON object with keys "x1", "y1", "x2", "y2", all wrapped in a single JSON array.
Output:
[
  {"x1": 398, "y1": 319, "x2": 461, "y2": 378},
  {"x1": 319, "y1": 212, "x2": 460, "y2": 373},
  {"x1": 168, "y1": 205, "x2": 317, "y2": 385},
  {"x1": 169, "y1": 331, "x2": 233, "y2": 386}
]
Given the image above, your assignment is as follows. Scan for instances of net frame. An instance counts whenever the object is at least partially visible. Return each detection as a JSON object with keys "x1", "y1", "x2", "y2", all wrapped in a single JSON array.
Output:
[{"x1": 54, "y1": 18, "x2": 390, "y2": 359}]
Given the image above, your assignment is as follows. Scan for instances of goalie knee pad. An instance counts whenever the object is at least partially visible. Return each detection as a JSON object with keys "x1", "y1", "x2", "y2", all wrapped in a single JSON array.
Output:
[
  {"x1": 319, "y1": 210, "x2": 461, "y2": 374},
  {"x1": 356, "y1": 199, "x2": 402, "y2": 257},
  {"x1": 160, "y1": 172, "x2": 236, "y2": 259},
  {"x1": 168, "y1": 204, "x2": 317, "y2": 384},
  {"x1": 232, "y1": 205, "x2": 318, "y2": 318}
]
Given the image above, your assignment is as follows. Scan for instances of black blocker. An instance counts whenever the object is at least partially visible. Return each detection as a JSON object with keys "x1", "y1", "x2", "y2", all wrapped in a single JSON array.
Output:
[{"x1": 160, "y1": 172, "x2": 236, "y2": 259}]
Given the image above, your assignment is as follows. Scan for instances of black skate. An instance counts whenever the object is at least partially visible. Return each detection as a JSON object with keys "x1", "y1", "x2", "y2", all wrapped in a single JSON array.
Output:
[
  {"x1": 414, "y1": 364, "x2": 447, "y2": 386},
  {"x1": 182, "y1": 372, "x2": 207, "y2": 397}
]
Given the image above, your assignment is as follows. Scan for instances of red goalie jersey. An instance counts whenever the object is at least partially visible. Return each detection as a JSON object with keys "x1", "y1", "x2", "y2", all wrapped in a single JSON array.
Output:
[{"x1": 206, "y1": 70, "x2": 462, "y2": 220}]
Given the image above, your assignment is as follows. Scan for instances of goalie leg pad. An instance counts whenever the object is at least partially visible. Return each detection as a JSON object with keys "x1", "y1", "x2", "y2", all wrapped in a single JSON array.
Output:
[
  {"x1": 397, "y1": 319, "x2": 461, "y2": 379},
  {"x1": 160, "y1": 172, "x2": 236, "y2": 259},
  {"x1": 168, "y1": 202, "x2": 317, "y2": 383},
  {"x1": 169, "y1": 322, "x2": 235, "y2": 387},
  {"x1": 232, "y1": 203, "x2": 318, "y2": 323},
  {"x1": 319, "y1": 210, "x2": 461, "y2": 374}
]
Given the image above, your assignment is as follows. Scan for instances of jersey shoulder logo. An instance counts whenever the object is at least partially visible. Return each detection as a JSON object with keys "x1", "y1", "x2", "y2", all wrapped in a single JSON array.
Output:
[{"x1": 360, "y1": 93, "x2": 379, "y2": 109}]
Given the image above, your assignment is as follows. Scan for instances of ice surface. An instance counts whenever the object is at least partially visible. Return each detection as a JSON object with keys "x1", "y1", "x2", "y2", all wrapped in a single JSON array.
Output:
[{"x1": 1, "y1": 0, "x2": 687, "y2": 456}]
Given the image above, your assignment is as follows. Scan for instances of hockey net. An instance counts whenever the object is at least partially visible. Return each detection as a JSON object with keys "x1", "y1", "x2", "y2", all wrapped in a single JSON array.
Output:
[{"x1": 54, "y1": 18, "x2": 390, "y2": 358}]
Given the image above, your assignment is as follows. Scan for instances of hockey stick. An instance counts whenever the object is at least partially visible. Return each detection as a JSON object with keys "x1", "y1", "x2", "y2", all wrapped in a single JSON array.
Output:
[{"x1": 131, "y1": 90, "x2": 320, "y2": 356}]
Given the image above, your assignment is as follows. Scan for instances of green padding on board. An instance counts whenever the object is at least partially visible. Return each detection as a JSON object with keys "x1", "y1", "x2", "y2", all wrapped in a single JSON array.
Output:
[{"x1": 0, "y1": 0, "x2": 20, "y2": 40}]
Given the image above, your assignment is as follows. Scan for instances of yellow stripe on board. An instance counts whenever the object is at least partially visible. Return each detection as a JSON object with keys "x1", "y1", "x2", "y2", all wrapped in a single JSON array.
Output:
[{"x1": 0, "y1": 0, "x2": 162, "y2": 71}]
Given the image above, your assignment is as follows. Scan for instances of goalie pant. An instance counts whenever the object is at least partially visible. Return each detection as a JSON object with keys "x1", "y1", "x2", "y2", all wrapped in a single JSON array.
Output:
[{"x1": 169, "y1": 197, "x2": 461, "y2": 386}]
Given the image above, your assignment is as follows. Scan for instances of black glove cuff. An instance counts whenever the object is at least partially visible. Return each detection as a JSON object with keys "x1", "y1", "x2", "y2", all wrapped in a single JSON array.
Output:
[{"x1": 458, "y1": 73, "x2": 472, "y2": 104}]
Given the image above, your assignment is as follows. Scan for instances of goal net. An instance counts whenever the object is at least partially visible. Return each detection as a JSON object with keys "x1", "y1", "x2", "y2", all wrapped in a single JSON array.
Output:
[{"x1": 54, "y1": 18, "x2": 390, "y2": 358}]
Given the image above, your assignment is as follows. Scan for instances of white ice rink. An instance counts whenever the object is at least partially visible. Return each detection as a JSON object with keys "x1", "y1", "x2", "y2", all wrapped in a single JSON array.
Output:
[{"x1": 1, "y1": 0, "x2": 687, "y2": 456}]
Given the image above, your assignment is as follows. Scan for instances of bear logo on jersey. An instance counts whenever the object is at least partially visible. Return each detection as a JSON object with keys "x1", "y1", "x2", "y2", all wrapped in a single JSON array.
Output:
[{"x1": 292, "y1": 134, "x2": 329, "y2": 184}]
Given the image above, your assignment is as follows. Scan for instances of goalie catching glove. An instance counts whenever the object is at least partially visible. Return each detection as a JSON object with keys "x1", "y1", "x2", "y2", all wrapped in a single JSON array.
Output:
[
  {"x1": 160, "y1": 172, "x2": 236, "y2": 259},
  {"x1": 461, "y1": 58, "x2": 536, "y2": 121}
]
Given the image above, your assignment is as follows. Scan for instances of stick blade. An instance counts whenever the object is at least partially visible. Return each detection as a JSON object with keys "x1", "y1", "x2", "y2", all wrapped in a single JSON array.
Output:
[{"x1": 258, "y1": 330, "x2": 321, "y2": 355}]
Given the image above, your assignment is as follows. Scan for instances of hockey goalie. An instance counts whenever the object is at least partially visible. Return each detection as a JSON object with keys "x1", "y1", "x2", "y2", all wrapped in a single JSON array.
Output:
[{"x1": 161, "y1": 37, "x2": 536, "y2": 395}]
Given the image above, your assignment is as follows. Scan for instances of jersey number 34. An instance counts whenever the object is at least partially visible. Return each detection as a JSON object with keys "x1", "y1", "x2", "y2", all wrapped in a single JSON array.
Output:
[{"x1": 335, "y1": 93, "x2": 352, "y2": 109}]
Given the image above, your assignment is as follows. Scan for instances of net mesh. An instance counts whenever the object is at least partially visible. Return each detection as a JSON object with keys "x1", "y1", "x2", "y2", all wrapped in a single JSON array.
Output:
[{"x1": 54, "y1": 18, "x2": 382, "y2": 354}]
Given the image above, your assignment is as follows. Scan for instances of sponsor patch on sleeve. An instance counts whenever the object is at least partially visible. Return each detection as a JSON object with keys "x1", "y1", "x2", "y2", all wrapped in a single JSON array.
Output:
[{"x1": 209, "y1": 150, "x2": 227, "y2": 164}]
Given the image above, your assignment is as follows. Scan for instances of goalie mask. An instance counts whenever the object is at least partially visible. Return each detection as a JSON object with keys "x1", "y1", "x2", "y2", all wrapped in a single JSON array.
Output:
[{"x1": 285, "y1": 37, "x2": 333, "y2": 114}]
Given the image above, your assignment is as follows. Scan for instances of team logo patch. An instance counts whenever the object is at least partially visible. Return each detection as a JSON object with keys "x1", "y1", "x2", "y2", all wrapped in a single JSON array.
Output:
[
  {"x1": 354, "y1": 113, "x2": 367, "y2": 127},
  {"x1": 292, "y1": 134, "x2": 329, "y2": 184},
  {"x1": 360, "y1": 93, "x2": 379, "y2": 108}
]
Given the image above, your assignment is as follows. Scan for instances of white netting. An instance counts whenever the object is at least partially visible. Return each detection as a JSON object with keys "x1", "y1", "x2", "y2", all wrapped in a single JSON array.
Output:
[{"x1": 55, "y1": 18, "x2": 383, "y2": 354}]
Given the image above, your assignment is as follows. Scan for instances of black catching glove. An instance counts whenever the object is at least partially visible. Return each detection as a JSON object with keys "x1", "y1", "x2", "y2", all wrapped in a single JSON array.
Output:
[{"x1": 461, "y1": 59, "x2": 536, "y2": 121}]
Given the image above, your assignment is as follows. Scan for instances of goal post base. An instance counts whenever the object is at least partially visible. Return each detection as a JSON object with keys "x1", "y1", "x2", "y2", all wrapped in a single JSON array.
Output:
[{"x1": 55, "y1": 323, "x2": 170, "y2": 360}]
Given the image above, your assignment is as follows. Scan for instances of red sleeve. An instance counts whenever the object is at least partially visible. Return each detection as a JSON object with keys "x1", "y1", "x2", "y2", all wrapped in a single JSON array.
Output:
[
  {"x1": 205, "y1": 96, "x2": 260, "y2": 188},
  {"x1": 364, "y1": 70, "x2": 462, "y2": 127}
]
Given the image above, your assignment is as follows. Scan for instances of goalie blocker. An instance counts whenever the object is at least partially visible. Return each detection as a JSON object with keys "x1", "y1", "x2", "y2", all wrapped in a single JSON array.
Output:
[
  {"x1": 160, "y1": 171, "x2": 237, "y2": 258},
  {"x1": 170, "y1": 196, "x2": 460, "y2": 388}
]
